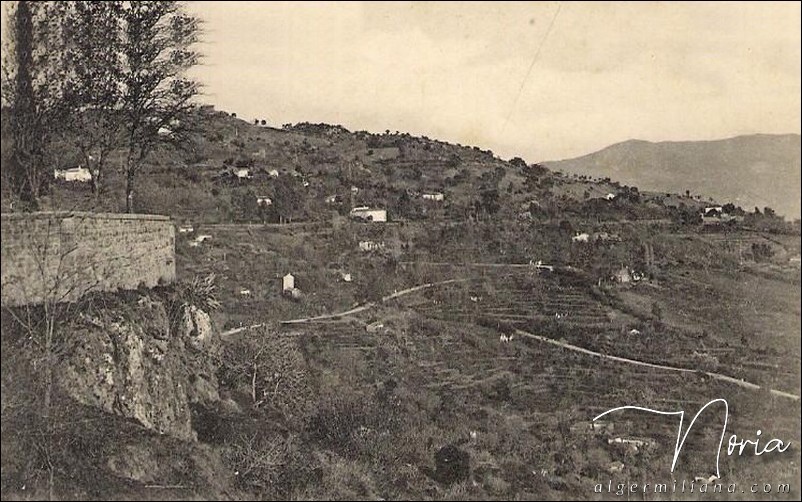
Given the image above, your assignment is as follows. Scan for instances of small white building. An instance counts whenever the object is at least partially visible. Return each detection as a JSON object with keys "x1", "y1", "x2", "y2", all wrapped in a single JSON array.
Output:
[
  {"x1": 350, "y1": 207, "x2": 387, "y2": 222},
  {"x1": 54, "y1": 166, "x2": 92, "y2": 182},
  {"x1": 614, "y1": 267, "x2": 632, "y2": 283},
  {"x1": 605, "y1": 193, "x2": 617, "y2": 201},
  {"x1": 188, "y1": 234, "x2": 212, "y2": 247},
  {"x1": 268, "y1": 169, "x2": 280, "y2": 178},
  {"x1": 256, "y1": 196, "x2": 272, "y2": 207},
  {"x1": 178, "y1": 224, "x2": 194, "y2": 234},
  {"x1": 366, "y1": 321, "x2": 385, "y2": 333},
  {"x1": 235, "y1": 168, "x2": 252, "y2": 179},
  {"x1": 359, "y1": 241, "x2": 385, "y2": 252},
  {"x1": 531, "y1": 259, "x2": 554, "y2": 272},
  {"x1": 422, "y1": 192, "x2": 445, "y2": 201},
  {"x1": 572, "y1": 232, "x2": 590, "y2": 243},
  {"x1": 282, "y1": 273, "x2": 295, "y2": 292}
]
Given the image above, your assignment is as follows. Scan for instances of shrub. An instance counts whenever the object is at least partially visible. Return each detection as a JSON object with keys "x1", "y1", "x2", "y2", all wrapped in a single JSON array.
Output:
[{"x1": 219, "y1": 331, "x2": 312, "y2": 420}]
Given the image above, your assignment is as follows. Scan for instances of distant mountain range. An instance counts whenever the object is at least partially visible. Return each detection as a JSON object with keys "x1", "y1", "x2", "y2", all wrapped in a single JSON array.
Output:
[{"x1": 545, "y1": 134, "x2": 801, "y2": 219}]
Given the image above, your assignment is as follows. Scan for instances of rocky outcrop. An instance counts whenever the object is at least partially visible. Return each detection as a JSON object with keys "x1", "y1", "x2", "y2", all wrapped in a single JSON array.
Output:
[{"x1": 58, "y1": 293, "x2": 221, "y2": 441}]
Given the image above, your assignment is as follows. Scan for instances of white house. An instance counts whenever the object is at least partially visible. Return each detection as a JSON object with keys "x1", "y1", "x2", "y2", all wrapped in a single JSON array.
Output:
[
  {"x1": 256, "y1": 196, "x2": 272, "y2": 207},
  {"x1": 282, "y1": 273, "x2": 295, "y2": 292},
  {"x1": 614, "y1": 267, "x2": 632, "y2": 283},
  {"x1": 422, "y1": 192, "x2": 445, "y2": 201},
  {"x1": 54, "y1": 166, "x2": 92, "y2": 182},
  {"x1": 235, "y1": 168, "x2": 252, "y2": 179},
  {"x1": 365, "y1": 321, "x2": 385, "y2": 333},
  {"x1": 268, "y1": 169, "x2": 280, "y2": 178},
  {"x1": 530, "y1": 259, "x2": 554, "y2": 272},
  {"x1": 188, "y1": 234, "x2": 212, "y2": 247},
  {"x1": 178, "y1": 224, "x2": 194, "y2": 234},
  {"x1": 350, "y1": 207, "x2": 387, "y2": 222},
  {"x1": 572, "y1": 232, "x2": 590, "y2": 243},
  {"x1": 359, "y1": 241, "x2": 385, "y2": 252},
  {"x1": 604, "y1": 193, "x2": 617, "y2": 201}
]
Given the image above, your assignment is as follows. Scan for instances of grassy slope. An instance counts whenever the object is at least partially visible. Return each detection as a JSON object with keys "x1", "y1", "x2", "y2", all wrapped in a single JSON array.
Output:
[{"x1": 1, "y1": 109, "x2": 800, "y2": 499}]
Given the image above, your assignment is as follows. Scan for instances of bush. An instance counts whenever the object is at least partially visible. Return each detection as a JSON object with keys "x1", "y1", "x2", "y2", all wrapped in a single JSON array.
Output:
[{"x1": 219, "y1": 330, "x2": 312, "y2": 420}]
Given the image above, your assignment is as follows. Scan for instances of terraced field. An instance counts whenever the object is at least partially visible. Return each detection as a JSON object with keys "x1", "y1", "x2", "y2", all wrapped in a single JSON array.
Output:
[
  {"x1": 407, "y1": 271, "x2": 613, "y2": 327},
  {"x1": 285, "y1": 289, "x2": 800, "y2": 499}
]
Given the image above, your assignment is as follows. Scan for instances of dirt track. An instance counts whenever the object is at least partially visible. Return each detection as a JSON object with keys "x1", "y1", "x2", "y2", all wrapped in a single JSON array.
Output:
[
  {"x1": 513, "y1": 328, "x2": 800, "y2": 402},
  {"x1": 220, "y1": 278, "x2": 472, "y2": 336},
  {"x1": 221, "y1": 275, "x2": 799, "y2": 402}
]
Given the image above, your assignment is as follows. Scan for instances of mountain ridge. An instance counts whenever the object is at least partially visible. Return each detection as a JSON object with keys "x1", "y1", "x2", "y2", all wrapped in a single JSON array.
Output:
[{"x1": 545, "y1": 133, "x2": 801, "y2": 219}]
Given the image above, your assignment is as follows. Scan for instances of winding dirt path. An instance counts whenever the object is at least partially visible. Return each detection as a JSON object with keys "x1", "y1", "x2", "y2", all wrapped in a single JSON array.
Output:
[
  {"x1": 221, "y1": 278, "x2": 471, "y2": 336},
  {"x1": 513, "y1": 328, "x2": 800, "y2": 402},
  {"x1": 219, "y1": 276, "x2": 799, "y2": 402}
]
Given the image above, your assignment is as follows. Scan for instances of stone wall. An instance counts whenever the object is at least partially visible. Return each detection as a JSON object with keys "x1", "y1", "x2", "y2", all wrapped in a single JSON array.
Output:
[{"x1": 1, "y1": 212, "x2": 175, "y2": 306}]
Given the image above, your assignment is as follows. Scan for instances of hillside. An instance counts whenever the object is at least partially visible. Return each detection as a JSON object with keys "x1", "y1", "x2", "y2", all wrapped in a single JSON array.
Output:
[
  {"x1": 545, "y1": 134, "x2": 802, "y2": 219},
  {"x1": 2, "y1": 108, "x2": 801, "y2": 500},
  {"x1": 1, "y1": 107, "x2": 720, "y2": 227}
]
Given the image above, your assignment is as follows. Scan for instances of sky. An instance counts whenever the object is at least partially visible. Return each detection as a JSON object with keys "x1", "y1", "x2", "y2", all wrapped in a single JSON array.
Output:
[
  {"x1": 3, "y1": 2, "x2": 801, "y2": 161},
  {"x1": 186, "y1": 1, "x2": 801, "y2": 161}
]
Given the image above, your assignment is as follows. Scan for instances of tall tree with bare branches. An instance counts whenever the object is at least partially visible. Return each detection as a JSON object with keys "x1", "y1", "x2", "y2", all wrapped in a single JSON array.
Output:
[
  {"x1": 119, "y1": 1, "x2": 201, "y2": 213},
  {"x1": 62, "y1": 1, "x2": 126, "y2": 197}
]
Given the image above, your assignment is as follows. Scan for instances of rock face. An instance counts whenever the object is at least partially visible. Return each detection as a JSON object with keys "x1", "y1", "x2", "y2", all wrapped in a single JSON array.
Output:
[
  {"x1": 180, "y1": 304, "x2": 214, "y2": 351},
  {"x1": 59, "y1": 293, "x2": 220, "y2": 441}
]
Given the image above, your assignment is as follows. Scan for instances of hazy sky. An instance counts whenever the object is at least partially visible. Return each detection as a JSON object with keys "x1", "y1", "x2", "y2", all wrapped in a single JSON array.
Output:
[
  {"x1": 3, "y1": 2, "x2": 801, "y2": 160},
  {"x1": 187, "y1": 1, "x2": 800, "y2": 161}
]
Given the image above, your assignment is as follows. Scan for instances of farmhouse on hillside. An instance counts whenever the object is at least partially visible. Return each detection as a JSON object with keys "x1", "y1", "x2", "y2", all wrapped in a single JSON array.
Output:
[
  {"x1": 614, "y1": 267, "x2": 632, "y2": 283},
  {"x1": 366, "y1": 320, "x2": 385, "y2": 333},
  {"x1": 235, "y1": 168, "x2": 252, "y2": 179},
  {"x1": 359, "y1": 241, "x2": 385, "y2": 252},
  {"x1": 282, "y1": 273, "x2": 295, "y2": 292},
  {"x1": 54, "y1": 166, "x2": 92, "y2": 182},
  {"x1": 422, "y1": 192, "x2": 445, "y2": 201},
  {"x1": 350, "y1": 206, "x2": 387, "y2": 222}
]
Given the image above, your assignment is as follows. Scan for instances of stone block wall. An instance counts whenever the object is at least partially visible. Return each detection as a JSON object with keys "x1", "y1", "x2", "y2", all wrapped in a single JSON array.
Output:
[{"x1": 1, "y1": 212, "x2": 175, "y2": 306}]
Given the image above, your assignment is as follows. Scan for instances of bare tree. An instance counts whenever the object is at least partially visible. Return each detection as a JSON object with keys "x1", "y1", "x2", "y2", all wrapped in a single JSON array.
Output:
[
  {"x1": 118, "y1": 1, "x2": 202, "y2": 213},
  {"x1": 1, "y1": 214, "x2": 105, "y2": 500},
  {"x1": 62, "y1": 2, "x2": 125, "y2": 197}
]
